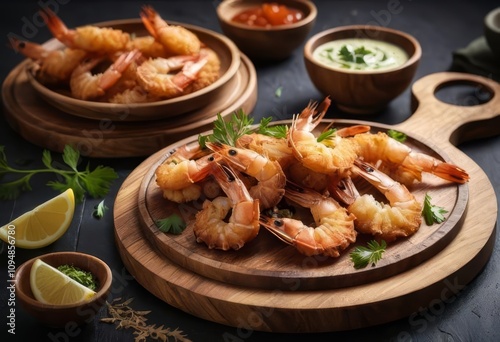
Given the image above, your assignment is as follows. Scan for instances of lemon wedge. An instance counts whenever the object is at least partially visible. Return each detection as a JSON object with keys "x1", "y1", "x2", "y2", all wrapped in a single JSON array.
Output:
[
  {"x1": 30, "y1": 258, "x2": 96, "y2": 305},
  {"x1": 0, "y1": 189, "x2": 75, "y2": 249}
]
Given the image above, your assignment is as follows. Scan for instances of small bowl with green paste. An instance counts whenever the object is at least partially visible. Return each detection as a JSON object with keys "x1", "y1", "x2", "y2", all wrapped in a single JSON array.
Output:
[
  {"x1": 304, "y1": 25, "x2": 421, "y2": 114},
  {"x1": 15, "y1": 251, "x2": 112, "y2": 328}
]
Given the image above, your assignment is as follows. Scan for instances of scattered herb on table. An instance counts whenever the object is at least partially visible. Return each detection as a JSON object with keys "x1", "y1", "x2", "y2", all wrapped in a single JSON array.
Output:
[
  {"x1": 387, "y1": 129, "x2": 407, "y2": 143},
  {"x1": 350, "y1": 240, "x2": 387, "y2": 269},
  {"x1": 275, "y1": 86, "x2": 283, "y2": 98},
  {"x1": 101, "y1": 297, "x2": 191, "y2": 342},
  {"x1": 422, "y1": 193, "x2": 448, "y2": 225},
  {"x1": 57, "y1": 264, "x2": 98, "y2": 291},
  {"x1": 156, "y1": 214, "x2": 186, "y2": 235},
  {"x1": 93, "y1": 199, "x2": 109, "y2": 219},
  {"x1": 0, "y1": 145, "x2": 118, "y2": 202}
]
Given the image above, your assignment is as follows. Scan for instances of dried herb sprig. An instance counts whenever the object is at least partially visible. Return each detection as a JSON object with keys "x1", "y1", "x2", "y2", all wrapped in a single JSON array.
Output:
[{"x1": 101, "y1": 298, "x2": 191, "y2": 342}]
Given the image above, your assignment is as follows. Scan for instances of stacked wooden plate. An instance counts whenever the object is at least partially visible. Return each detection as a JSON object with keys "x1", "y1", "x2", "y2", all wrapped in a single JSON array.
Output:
[{"x1": 2, "y1": 19, "x2": 257, "y2": 158}]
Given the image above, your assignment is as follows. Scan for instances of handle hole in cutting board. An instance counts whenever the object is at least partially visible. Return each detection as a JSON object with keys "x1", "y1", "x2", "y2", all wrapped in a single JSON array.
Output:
[{"x1": 434, "y1": 81, "x2": 493, "y2": 106}]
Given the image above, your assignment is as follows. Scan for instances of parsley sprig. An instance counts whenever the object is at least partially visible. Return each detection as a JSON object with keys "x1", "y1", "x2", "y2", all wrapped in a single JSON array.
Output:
[
  {"x1": 199, "y1": 110, "x2": 253, "y2": 147},
  {"x1": 156, "y1": 214, "x2": 186, "y2": 235},
  {"x1": 422, "y1": 193, "x2": 448, "y2": 225},
  {"x1": 0, "y1": 145, "x2": 118, "y2": 202},
  {"x1": 350, "y1": 240, "x2": 387, "y2": 269},
  {"x1": 199, "y1": 110, "x2": 288, "y2": 147}
]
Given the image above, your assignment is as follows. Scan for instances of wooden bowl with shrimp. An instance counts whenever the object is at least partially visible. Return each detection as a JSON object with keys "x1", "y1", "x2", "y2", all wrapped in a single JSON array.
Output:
[{"x1": 26, "y1": 18, "x2": 241, "y2": 121}]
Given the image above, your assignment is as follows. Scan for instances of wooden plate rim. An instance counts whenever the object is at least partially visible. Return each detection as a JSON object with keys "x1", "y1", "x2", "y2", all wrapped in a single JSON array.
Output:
[{"x1": 1, "y1": 52, "x2": 257, "y2": 158}]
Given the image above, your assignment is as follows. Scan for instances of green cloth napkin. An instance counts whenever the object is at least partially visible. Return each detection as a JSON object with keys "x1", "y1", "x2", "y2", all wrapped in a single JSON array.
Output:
[{"x1": 451, "y1": 36, "x2": 500, "y2": 81}]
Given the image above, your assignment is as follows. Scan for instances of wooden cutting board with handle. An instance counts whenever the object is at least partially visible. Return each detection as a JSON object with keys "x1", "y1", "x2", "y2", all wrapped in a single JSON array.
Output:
[{"x1": 114, "y1": 72, "x2": 498, "y2": 332}]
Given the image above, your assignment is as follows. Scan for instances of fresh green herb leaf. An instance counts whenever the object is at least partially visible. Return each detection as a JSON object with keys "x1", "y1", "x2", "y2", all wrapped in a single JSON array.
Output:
[
  {"x1": 197, "y1": 134, "x2": 207, "y2": 149},
  {"x1": 41, "y1": 149, "x2": 52, "y2": 169},
  {"x1": 156, "y1": 214, "x2": 186, "y2": 235},
  {"x1": 422, "y1": 193, "x2": 448, "y2": 225},
  {"x1": 317, "y1": 128, "x2": 337, "y2": 142},
  {"x1": 199, "y1": 110, "x2": 254, "y2": 147},
  {"x1": 275, "y1": 86, "x2": 283, "y2": 98},
  {"x1": 387, "y1": 129, "x2": 407, "y2": 143},
  {"x1": 57, "y1": 264, "x2": 98, "y2": 291},
  {"x1": 79, "y1": 164, "x2": 119, "y2": 199},
  {"x1": 0, "y1": 145, "x2": 118, "y2": 202},
  {"x1": 62, "y1": 144, "x2": 80, "y2": 171},
  {"x1": 258, "y1": 117, "x2": 273, "y2": 131},
  {"x1": 257, "y1": 117, "x2": 288, "y2": 139},
  {"x1": 350, "y1": 240, "x2": 387, "y2": 269},
  {"x1": 93, "y1": 200, "x2": 109, "y2": 219},
  {"x1": 0, "y1": 174, "x2": 33, "y2": 200},
  {"x1": 339, "y1": 45, "x2": 373, "y2": 64}
]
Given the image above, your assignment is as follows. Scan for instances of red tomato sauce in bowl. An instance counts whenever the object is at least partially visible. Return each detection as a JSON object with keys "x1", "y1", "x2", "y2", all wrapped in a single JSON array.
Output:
[{"x1": 231, "y1": 2, "x2": 304, "y2": 27}]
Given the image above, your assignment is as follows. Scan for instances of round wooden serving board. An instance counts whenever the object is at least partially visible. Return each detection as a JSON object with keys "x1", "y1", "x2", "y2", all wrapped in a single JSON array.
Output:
[
  {"x1": 114, "y1": 72, "x2": 498, "y2": 332},
  {"x1": 2, "y1": 54, "x2": 257, "y2": 158},
  {"x1": 137, "y1": 123, "x2": 467, "y2": 292}
]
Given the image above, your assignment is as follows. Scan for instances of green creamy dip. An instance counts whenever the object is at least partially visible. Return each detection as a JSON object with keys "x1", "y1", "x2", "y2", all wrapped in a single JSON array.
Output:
[{"x1": 313, "y1": 38, "x2": 409, "y2": 71}]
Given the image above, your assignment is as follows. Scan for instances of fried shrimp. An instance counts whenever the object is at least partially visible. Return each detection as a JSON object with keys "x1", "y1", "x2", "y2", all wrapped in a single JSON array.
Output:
[
  {"x1": 260, "y1": 183, "x2": 356, "y2": 257},
  {"x1": 192, "y1": 163, "x2": 260, "y2": 251},
  {"x1": 140, "y1": 5, "x2": 201, "y2": 56},
  {"x1": 206, "y1": 142, "x2": 286, "y2": 209},
  {"x1": 155, "y1": 142, "x2": 218, "y2": 203},
  {"x1": 351, "y1": 131, "x2": 470, "y2": 185},
  {"x1": 136, "y1": 53, "x2": 208, "y2": 99},
  {"x1": 102, "y1": 52, "x2": 148, "y2": 102},
  {"x1": 348, "y1": 159, "x2": 422, "y2": 242},
  {"x1": 182, "y1": 47, "x2": 221, "y2": 93},
  {"x1": 236, "y1": 133, "x2": 295, "y2": 170},
  {"x1": 288, "y1": 97, "x2": 360, "y2": 175},
  {"x1": 285, "y1": 161, "x2": 330, "y2": 192},
  {"x1": 107, "y1": 85, "x2": 159, "y2": 104},
  {"x1": 127, "y1": 35, "x2": 171, "y2": 59},
  {"x1": 42, "y1": 8, "x2": 130, "y2": 53},
  {"x1": 69, "y1": 49, "x2": 141, "y2": 100},
  {"x1": 11, "y1": 38, "x2": 87, "y2": 85}
]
